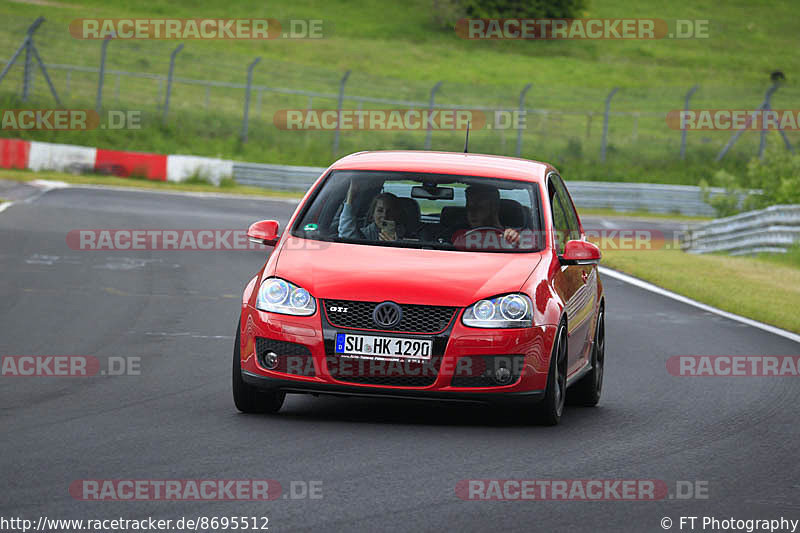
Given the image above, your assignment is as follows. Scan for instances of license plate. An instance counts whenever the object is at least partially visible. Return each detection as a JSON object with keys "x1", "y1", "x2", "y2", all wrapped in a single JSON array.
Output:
[{"x1": 335, "y1": 333, "x2": 432, "y2": 360}]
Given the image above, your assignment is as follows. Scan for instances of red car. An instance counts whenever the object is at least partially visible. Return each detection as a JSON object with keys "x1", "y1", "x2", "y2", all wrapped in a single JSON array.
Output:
[{"x1": 233, "y1": 151, "x2": 604, "y2": 424}]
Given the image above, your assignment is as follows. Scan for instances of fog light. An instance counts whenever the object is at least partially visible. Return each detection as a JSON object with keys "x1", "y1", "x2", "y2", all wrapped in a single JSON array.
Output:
[
  {"x1": 494, "y1": 366, "x2": 512, "y2": 385},
  {"x1": 263, "y1": 351, "x2": 279, "y2": 370}
]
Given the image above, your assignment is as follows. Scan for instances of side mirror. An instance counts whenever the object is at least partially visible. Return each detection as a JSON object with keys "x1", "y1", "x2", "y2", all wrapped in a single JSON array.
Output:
[
  {"x1": 560, "y1": 239, "x2": 601, "y2": 265},
  {"x1": 247, "y1": 220, "x2": 280, "y2": 246}
]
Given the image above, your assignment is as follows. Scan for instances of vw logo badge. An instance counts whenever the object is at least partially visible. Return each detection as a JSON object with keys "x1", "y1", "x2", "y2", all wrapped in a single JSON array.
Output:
[{"x1": 373, "y1": 301, "x2": 402, "y2": 328}]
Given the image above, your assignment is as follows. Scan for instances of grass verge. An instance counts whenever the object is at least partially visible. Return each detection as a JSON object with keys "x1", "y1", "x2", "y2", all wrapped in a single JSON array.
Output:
[{"x1": 600, "y1": 247, "x2": 800, "y2": 334}]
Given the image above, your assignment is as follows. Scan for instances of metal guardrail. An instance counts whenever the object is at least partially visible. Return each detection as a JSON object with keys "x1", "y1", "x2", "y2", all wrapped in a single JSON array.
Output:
[
  {"x1": 682, "y1": 205, "x2": 800, "y2": 255},
  {"x1": 565, "y1": 181, "x2": 725, "y2": 217},
  {"x1": 232, "y1": 162, "x2": 732, "y2": 216},
  {"x1": 233, "y1": 162, "x2": 322, "y2": 190}
]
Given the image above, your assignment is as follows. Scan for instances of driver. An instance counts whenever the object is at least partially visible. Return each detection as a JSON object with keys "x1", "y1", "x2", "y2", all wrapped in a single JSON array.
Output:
[{"x1": 454, "y1": 185, "x2": 520, "y2": 246}]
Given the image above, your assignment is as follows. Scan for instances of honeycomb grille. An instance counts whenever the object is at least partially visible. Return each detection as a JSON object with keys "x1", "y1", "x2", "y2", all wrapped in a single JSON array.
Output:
[
  {"x1": 325, "y1": 355, "x2": 443, "y2": 387},
  {"x1": 323, "y1": 300, "x2": 456, "y2": 333},
  {"x1": 450, "y1": 355, "x2": 524, "y2": 388},
  {"x1": 256, "y1": 337, "x2": 315, "y2": 377}
]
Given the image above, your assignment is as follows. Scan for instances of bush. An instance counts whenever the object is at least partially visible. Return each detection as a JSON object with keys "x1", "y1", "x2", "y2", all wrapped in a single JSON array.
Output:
[
  {"x1": 433, "y1": 0, "x2": 587, "y2": 29},
  {"x1": 701, "y1": 149, "x2": 800, "y2": 217},
  {"x1": 744, "y1": 149, "x2": 800, "y2": 208},
  {"x1": 461, "y1": 0, "x2": 587, "y2": 19},
  {"x1": 700, "y1": 170, "x2": 745, "y2": 218}
]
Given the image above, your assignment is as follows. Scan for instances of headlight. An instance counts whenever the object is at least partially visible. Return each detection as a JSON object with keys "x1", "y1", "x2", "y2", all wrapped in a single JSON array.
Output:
[
  {"x1": 462, "y1": 293, "x2": 532, "y2": 328},
  {"x1": 256, "y1": 277, "x2": 316, "y2": 316}
]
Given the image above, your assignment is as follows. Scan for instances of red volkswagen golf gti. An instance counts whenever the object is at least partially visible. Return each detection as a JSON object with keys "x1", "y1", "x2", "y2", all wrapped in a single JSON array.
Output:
[{"x1": 234, "y1": 151, "x2": 604, "y2": 424}]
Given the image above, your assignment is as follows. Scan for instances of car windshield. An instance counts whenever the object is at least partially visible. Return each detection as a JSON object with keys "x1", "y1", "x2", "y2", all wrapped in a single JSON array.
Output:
[{"x1": 291, "y1": 170, "x2": 544, "y2": 252}]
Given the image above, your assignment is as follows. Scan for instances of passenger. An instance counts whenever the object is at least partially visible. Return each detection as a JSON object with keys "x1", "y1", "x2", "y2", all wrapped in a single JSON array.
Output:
[{"x1": 338, "y1": 180, "x2": 404, "y2": 241}]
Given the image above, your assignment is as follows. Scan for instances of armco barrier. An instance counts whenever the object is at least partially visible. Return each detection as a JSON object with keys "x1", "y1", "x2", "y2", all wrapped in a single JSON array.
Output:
[
  {"x1": 565, "y1": 182, "x2": 726, "y2": 217},
  {"x1": 0, "y1": 137, "x2": 739, "y2": 217},
  {"x1": 233, "y1": 162, "x2": 323, "y2": 191},
  {"x1": 0, "y1": 138, "x2": 30, "y2": 169},
  {"x1": 682, "y1": 205, "x2": 800, "y2": 255},
  {"x1": 230, "y1": 162, "x2": 731, "y2": 216}
]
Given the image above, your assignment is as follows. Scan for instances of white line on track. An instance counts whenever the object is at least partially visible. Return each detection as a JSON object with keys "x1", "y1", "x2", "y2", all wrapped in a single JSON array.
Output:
[
  {"x1": 599, "y1": 266, "x2": 800, "y2": 345},
  {"x1": 0, "y1": 201, "x2": 13, "y2": 213}
]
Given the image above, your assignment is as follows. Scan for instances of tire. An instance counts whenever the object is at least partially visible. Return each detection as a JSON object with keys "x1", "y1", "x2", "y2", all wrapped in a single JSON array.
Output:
[
  {"x1": 569, "y1": 309, "x2": 605, "y2": 407},
  {"x1": 533, "y1": 321, "x2": 568, "y2": 426},
  {"x1": 232, "y1": 318, "x2": 286, "y2": 414}
]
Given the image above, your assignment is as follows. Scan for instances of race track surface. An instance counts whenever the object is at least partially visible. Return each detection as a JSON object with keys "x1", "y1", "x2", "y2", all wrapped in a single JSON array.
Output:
[{"x1": 1, "y1": 184, "x2": 798, "y2": 532}]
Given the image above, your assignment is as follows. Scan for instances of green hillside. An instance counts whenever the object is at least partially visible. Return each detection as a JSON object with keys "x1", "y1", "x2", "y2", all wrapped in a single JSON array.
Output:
[{"x1": 1, "y1": 0, "x2": 798, "y2": 184}]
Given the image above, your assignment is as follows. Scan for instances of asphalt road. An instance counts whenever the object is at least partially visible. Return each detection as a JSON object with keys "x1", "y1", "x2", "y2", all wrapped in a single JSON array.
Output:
[{"x1": 1, "y1": 183, "x2": 798, "y2": 532}]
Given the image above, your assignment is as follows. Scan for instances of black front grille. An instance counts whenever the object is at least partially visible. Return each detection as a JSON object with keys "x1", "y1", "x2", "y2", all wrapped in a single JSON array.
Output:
[
  {"x1": 325, "y1": 355, "x2": 442, "y2": 387},
  {"x1": 256, "y1": 337, "x2": 316, "y2": 377},
  {"x1": 324, "y1": 300, "x2": 456, "y2": 333},
  {"x1": 450, "y1": 355, "x2": 524, "y2": 388}
]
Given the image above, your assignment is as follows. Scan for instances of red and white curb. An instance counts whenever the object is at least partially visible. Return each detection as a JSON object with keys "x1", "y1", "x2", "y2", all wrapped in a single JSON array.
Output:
[{"x1": 0, "y1": 138, "x2": 233, "y2": 184}]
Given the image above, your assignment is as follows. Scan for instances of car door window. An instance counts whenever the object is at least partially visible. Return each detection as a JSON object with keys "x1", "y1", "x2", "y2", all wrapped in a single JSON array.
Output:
[
  {"x1": 548, "y1": 178, "x2": 570, "y2": 255},
  {"x1": 552, "y1": 176, "x2": 581, "y2": 242}
]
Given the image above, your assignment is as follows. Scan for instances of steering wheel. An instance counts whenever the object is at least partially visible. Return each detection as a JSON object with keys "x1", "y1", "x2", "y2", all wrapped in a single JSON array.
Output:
[
  {"x1": 453, "y1": 226, "x2": 511, "y2": 250},
  {"x1": 464, "y1": 226, "x2": 504, "y2": 237}
]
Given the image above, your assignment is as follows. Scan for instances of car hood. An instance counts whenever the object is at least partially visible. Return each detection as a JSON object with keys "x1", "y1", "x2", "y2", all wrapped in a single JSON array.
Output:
[{"x1": 273, "y1": 237, "x2": 542, "y2": 307}]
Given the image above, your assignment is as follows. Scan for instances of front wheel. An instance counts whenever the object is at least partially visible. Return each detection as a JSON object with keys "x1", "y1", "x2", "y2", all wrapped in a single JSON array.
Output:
[
  {"x1": 232, "y1": 318, "x2": 285, "y2": 414},
  {"x1": 533, "y1": 321, "x2": 567, "y2": 426}
]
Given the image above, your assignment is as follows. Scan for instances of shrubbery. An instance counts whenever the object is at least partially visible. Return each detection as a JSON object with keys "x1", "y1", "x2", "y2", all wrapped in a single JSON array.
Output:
[
  {"x1": 433, "y1": 0, "x2": 587, "y2": 28},
  {"x1": 701, "y1": 149, "x2": 800, "y2": 217},
  {"x1": 461, "y1": 0, "x2": 587, "y2": 18}
]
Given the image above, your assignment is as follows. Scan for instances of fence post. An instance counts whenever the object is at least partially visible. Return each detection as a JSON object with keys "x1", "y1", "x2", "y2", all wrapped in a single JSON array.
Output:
[
  {"x1": 600, "y1": 87, "x2": 619, "y2": 162},
  {"x1": 0, "y1": 17, "x2": 43, "y2": 92},
  {"x1": 516, "y1": 83, "x2": 532, "y2": 157},
  {"x1": 240, "y1": 57, "x2": 261, "y2": 144},
  {"x1": 332, "y1": 70, "x2": 351, "y2": 157},
  {"x1": 758, "y1": 83, "x2": 780, "y2": 159},
  {"x1": 96, "y1": 34, "x2": 112, "y2": 113},
  {"x1": 680, "y1": 84, "x2": 699, "y2": 160},
  {"x1": 162, "y1": 43, "x2": 184, "y2": 124},
  {"x1": 716, "y1": 83, "x2": 778, "y2": 161},
  {"x1": 424, "y1": 81, "x2": 443, "y2": 150}
]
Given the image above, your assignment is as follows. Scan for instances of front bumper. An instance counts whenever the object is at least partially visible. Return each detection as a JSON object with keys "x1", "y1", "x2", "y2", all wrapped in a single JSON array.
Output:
[{"x1": 240, "y1": 304, "x2": 556, "y2": 403}]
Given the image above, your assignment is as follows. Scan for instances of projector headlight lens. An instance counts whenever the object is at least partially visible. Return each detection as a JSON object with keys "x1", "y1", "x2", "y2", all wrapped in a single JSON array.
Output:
[
  {"x1": 462, "y1": 293, "x2": 533, "y2": 328},
  {"x1": 257, "y1": 278, "x2": 316, "y2": 316}
]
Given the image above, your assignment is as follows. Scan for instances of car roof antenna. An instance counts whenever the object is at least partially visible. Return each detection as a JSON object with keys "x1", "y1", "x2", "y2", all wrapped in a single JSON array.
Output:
[{"x1": 463, "y1": 121, "x2": 470, "y2": 153}]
